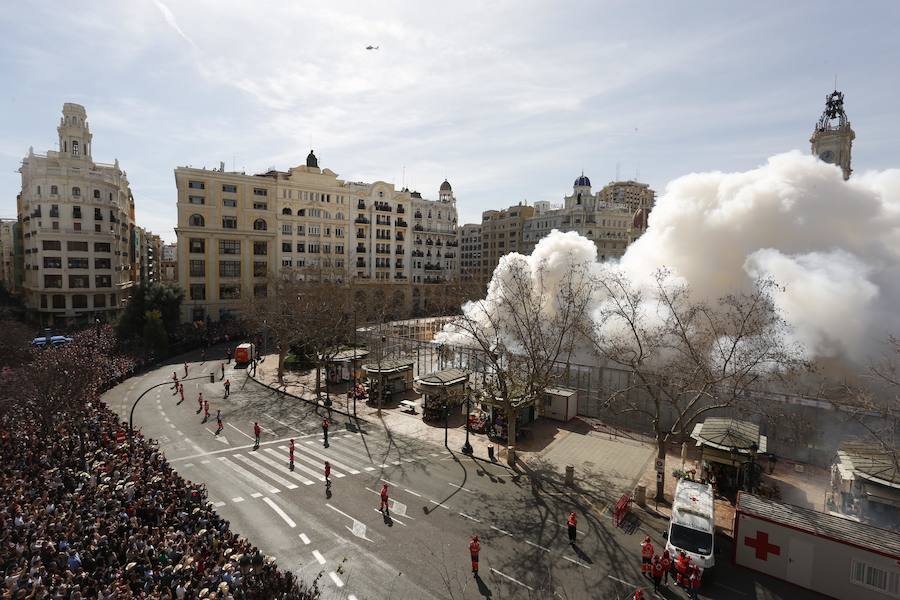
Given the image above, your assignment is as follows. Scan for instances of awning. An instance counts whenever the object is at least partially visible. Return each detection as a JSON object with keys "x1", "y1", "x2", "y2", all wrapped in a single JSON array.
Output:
[
  {"x1": 327, "y1": 349, "x2": 369, "y2": 363},
  {"x1": 363, "y1": 357, "x2": 415, "y2": 374},
  {"x1": 691, "y1": 418, "x2": 767, "y2": 454},
  {"x1": 415, "y1": 368, "x2": 469, "y2": 389}
]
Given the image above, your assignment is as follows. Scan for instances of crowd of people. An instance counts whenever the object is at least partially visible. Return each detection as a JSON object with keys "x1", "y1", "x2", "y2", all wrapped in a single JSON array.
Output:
[{"x1": 0, "y1": 328, "x2": 319, "y2": 599}]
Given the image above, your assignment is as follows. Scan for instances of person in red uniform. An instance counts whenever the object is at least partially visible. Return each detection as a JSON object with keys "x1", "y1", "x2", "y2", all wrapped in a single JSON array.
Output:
[
  {"x1": 651, "y1": 555, "x2": 663, "y2": 592},
  {"x1": 379, "y1": 483, "x2": 389, "y2": 513},
  {"x1": 688, "y1": 564, "x2": 702, "y2": 599},
  {"x1": 224, "y1": 378, "x2": 231, "y2": 398},
  {"x1": 253, "y1": 422, "x2": 261, "y2": 449},
  {"x1": 469, "y1": 536, "x2": 481, "y2": 575},
  {"x1": 567, "y1": 512, "x2": 577, "y2": 544},
  {"x1": 660, "y1": 549, "x2": 672, "y2": 584},
  {"x1": 172, "y1": 371, "x2": 178, "y2": 389},
  {"x1": 322, "y1": 418, "x2": 330, "y2": 447},
  {"x1": 640, "y1": 536, "x2": 654, "y2": 575},
  {"x1": 289, "y1": 439, "x2": 295, "y2": 470},
  {"x1": 675, "y1": 551, "x2": 690, "y2": 587},
  {"x1": 184, "y1": 362, "x2": 189, "y2": 378},
  {"x1": 197, "y1": 392, "x2": 204, "y2": 414},
  {"x1": 324, "y1": 461, "x2": 332, "y2": 485},
  {"x1": 178, "y1": 382, "x2": 185, "y2": 404},
  {"x1": 203, "y1": 400, "x2": 210, "y2": 422},
  {"x1": 633, "y1": 587, "x2": 645, "y2": 600}
]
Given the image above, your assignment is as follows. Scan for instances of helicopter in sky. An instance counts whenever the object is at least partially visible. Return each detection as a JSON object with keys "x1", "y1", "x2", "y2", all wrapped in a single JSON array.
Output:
[{"x1": 365, "y1": 45, "x2": 379, "y2": 50}]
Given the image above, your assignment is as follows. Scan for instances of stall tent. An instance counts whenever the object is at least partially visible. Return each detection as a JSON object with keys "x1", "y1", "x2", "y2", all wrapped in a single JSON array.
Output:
[{"x1": 734, "y1": 492, "x2": 900, "y2": 599}]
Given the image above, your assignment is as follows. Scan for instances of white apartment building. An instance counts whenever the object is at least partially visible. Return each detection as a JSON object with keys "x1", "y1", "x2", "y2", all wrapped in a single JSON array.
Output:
[
  {"x1": 409, "y1": 180, "x2": 458, "y2": 284},
  {"x1": 522, "y1": 175, "x2": 655, "y2": 261},
  {"x1": 175, "y1": 151, "x2": 459, "y2": 322},
  {"x1": 459, "y1": 223, "x2": 482, "y2": 282},
  {"x1": 17, "y1": 103, "x2": 136, "y2": 326}
]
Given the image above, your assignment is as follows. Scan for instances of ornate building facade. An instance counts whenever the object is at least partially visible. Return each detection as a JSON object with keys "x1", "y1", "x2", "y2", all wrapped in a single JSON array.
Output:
[{"x1": 811, "y1": 89, "x2": 854, "y2": 180}]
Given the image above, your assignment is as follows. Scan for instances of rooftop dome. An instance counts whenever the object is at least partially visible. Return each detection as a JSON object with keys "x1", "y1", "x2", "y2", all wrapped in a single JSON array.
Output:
[
  {"x1": 306, "y1": 150, "x2": 318, "y2": 168},
  {"x1": 574, "y1": 173, "x2": 591, "y2": 187},
  {"x1": 440, "y1": 179, "x2": 452, "y2": 192}
]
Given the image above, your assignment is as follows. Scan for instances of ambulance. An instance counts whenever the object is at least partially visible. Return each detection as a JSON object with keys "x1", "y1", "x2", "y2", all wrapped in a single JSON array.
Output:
[{"x1": 666, "y1": 479, "x2": 716, "y2": 573}]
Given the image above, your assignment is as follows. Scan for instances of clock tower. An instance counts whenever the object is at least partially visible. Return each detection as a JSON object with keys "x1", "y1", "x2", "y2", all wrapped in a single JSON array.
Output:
[{"x1": 810, "y1": 90, "x2": 854, "y2": 180}]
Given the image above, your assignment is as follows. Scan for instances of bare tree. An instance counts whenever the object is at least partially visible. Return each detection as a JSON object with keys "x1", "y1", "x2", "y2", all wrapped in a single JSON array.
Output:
[
  {"x1": 585, "y1": 269, "x2": 808, "y2": 500},
  {"x1": 444, "y1": 254, "x2": 593, "y2": 460}
]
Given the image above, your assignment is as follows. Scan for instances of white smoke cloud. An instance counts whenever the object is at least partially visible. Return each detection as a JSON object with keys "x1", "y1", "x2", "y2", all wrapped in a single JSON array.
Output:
[{"x1": 442, "y1": 151, "x2": 900, "y2": 366}]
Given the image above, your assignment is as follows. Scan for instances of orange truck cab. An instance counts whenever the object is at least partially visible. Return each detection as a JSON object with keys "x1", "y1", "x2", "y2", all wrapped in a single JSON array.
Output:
[{"x1": 234, "y1": 343, "x2": 255, "y2": 365}]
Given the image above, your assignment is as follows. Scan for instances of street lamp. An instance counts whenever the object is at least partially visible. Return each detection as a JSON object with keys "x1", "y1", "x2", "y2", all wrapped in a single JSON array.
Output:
[{"x1": 461, "y1": 386, "x2": 473, "y2": 455}]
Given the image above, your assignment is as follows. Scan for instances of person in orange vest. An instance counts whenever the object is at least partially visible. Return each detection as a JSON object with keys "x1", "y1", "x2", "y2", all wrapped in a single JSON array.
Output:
[
  {"x1": 288, "y1": 438, "x2": 294, "y2": 471},
  {"x1": 660, "y1": 549, "x2": 672, "y2": 585},
  {"x1": 379, "y1": 483, "x2": 389, "y2": 513},
  {"x1": 469, "y1": 536, "x2": 481, "y2": 575},
  {"x1": 322, "y1": 418, "x2": 330, "y2": 447},
  {"x1": 688, "y1": 564, "x2": 702, "y2": 599},
  {"x1": 567, "y1": 512, "x2": 577, "y2": 544},
  {"x1": 203, "y1": 400, "x2": 210, "y2": 423},
  {"x1": 640, "y1": 536, "x2": 654, "y2": 575},
  {"x1": 253, "y1": 422, "x2": 261, "y2": 449},
  {"x1": 224, "y1": 378, "x2": 231, "y2": 398},
  {"x1": 633, "y1": 587, "x2": 645, "y2": 600},
  {"x1": 324, "y1": 461, "x2": 332, "y2": 485},
  {"x1": 650, "y1": 555, "x2": 663, "y2": 592}
]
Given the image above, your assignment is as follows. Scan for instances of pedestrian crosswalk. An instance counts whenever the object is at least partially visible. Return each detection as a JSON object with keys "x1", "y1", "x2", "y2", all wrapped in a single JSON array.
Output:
[{"x1": 187, "y1": 432, "x2": 439, "y2": 507}]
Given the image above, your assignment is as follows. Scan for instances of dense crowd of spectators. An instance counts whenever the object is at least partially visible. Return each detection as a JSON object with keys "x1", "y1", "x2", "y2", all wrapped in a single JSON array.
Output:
[{"x1": 0, "y1": 328, "x2": 318, "y2": 599}]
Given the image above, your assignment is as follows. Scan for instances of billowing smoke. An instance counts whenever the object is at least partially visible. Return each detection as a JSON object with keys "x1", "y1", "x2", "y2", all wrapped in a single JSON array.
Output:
[{"x1": 441, "y1": 152, "x2": 900, "y2": 365}]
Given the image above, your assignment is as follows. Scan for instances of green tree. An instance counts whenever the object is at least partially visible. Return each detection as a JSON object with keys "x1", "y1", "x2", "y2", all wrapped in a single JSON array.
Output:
[
  {"x1": 117, "y1": 283, "x2": 184, "y2": 341},
  {"x1": 142, "y1": 310, "x2": 169, "y2": 357}
]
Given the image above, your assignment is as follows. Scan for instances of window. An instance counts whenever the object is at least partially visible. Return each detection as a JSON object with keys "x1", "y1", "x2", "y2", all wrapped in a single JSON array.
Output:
[
  {"x1": 72, "y1": 294, "x2": 87, "y2": 309},
  {"x1": 253, "y1": 188, "x2": 268, "y2": 196},
  {"x1": 94, "y1": 242, "x2": 111, "y2": 252},
  {"x1": 282, "y1": 242, "x2": 292, "y2": 252},
  {"x1": 69, "y1": 275, "x2": 90, "y2": 289},
  {"x1": 72, "y1": 187, "x2": 81, "y2": 197},
  {"x1": 223, "y1": 198, "x2": 237, "y2": 208},
  {"x1": 335, "y1": 245, "x2": 344, "y2": 255},
  {"x1": 50, "y1": 185, "x2": 58, "y2": 195},
  {"x1": 222, "y1": 216, "x2": 237, "y2": 229},
  {"x1": 253, "y1": 261, "x2": 267, "y2": 277},
  {"x1": 189, "y1": 214, "x2": 205, "y2": 227},
  {"x1": 93, "y1": 189, "x2": 101, "y2": 199},
  {"x1": 222, "y1": 184, "x2": 237, "y2": 193},
  {"x1": 188, "y1": 180, "x2": 205, "y2": 190},
  {"x1": 219, "y1": 261, "x2": 241, "y2": 278},
  {"x1": 52, "y1": 222, "x2": 59, "y2": 231},
  {"x1": 95, "y1": 258, "x2": 111, "y2": 269},
  {"x1": 94, "y1": 224, "x2": 101, "y2": 233},
  {"x1": 219, "y1": 284, "x2": 241, "y2": 300},
  {"x1": 296, "y1": 242, "x2": 305, "y2": 253},
  {"x1": 282, "y1": 224, "x2": 292, "y2": 235},
  {"x1": 67, "y1": 241, "x2": 88, "y2": 252},
  {"x1": 52, "y1": 294, "x2": 65, "y2": 309},
  {"x1": 43, "y1": 257, "x2": 62, "y2": 269},
  {"x1": 282, "y1": 259, "x2": 292, "y2": 267},
  {"x1": 253, "y1": 241, "x2": 267, "y2": 256},
  {"x1": 50, "y1": 205, "x2": 59, "y2": 218},
  {"x1": 253, "y1": 219, "x2": 267, "y2": 231},
  {"x1": 335, "y1": 227, "x2": 343, "y2": 237},
  {"x1": 282, "y1": 207, "x2": 292, "y2": 215},
  {"x1": 850, "y1": 558, "x2": 899, "y2": 596},
  {"x1": 43, "y1": 240, "x2": 61, "y2": 251},
  {"x1": 189, "y1": 260, "x2": 205, "y2": 277},
  {"x1": 254, "y1": 284, "x2": 267, "y2": 298},
  {"x1": 219, "y1": 240, "x2": 239, "y2": 255},
  {"x1": 94, "y1": 207, "x2": 102, "y2": 220},
  {"x1": 189, "y1": 195, "x2": 205, "y2": 205},
  {"x1": 190, "y1": 284, "x2": 206, "y2": 300},
  {"x1": 72, "y1": 141, "x2": 80, "y2": 157},
  {"x1": 190, "y1": 238, "x2": 205, "y2": 253},
  {"x1": 67, "y1": 257, "x2": 89, "y2": 269},
  {"x1": 73, "y1": 207, "x2": 81, "y2": 219},
  {"x1": 309, "y1": 224, "x2": 320, "y2": 235},
  {"x1": 253, "y1": 202, "x2": 268, "y2": 210},
  {"x1": 94, "y1": 294, "x2": 106, "y2": 308},
  {"x1": 297, "y1": 225, "x2": 305, "y2": 235}
]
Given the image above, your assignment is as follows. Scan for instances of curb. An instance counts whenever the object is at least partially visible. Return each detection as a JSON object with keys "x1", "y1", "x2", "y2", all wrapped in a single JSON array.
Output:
[{"x1": 246, "y1": 371, "x2": 370, "y2": 426}]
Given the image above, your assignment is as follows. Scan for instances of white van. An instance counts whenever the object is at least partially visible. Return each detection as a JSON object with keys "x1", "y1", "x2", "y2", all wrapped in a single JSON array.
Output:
[{"x1": 666, "y1": 479, "x2": 715, "y2": 572}]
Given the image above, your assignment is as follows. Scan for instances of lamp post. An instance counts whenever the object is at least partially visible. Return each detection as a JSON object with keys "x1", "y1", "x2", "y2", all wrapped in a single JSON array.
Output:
[
  {"x1": 461, "y1": 386, "x2": 473, "y2": 455},
  {"x1": 748, "y1": 441, "x2": 759, "y2": 492}
]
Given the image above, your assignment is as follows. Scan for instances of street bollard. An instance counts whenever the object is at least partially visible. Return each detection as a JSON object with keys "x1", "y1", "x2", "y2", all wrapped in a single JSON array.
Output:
[
  {"x1": 507, "y1": 446, "x2": 516, "y2": 466},
  {"x1": 209, "y1": 372, "x2": 214, "y2": 383},
  {"x1": 565, "y1": 464, "x2": 575, "y2": 487},
  {"x1": 635, "y1": 483, "x2": 646, "y2": 507},
  {"x1": 487, "y1": 445, "x2": 495, "y2": 462}
]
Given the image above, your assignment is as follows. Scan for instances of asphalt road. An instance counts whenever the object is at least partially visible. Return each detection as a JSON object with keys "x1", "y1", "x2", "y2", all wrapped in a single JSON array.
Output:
[{"x1": 105, "y1": 355, "x2": 825, "y2": 600}]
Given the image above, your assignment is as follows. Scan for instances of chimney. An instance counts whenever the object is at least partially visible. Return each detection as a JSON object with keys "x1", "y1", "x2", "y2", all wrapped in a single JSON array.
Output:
[{"x1": 220, "y1": 161, "x2": 225, "y2": 172}]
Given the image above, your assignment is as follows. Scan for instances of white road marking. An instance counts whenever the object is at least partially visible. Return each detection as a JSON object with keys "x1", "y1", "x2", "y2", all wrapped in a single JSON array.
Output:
[
  {"x1": 169, "y1": 423, "x2": 176, "y2": 429},
  {"x1": 364, "y1": 466, "x2": 375, "y2": 471},
  {"x1": 234, "y1": 454, "x2": 298, "y2": 489},
  {"x1": 228, "y1": 423, "x2": 255, "y2": 440},
  {"x1": 251, "y1": 492, "x2": 262, "y2": 498},
  {"x1": 429, "y1": 499, "x2": 451, "y2": 511},
  {"x1": 525, "y1": 540, "x2": 550, "y2": 552},
  {"x1": 263, "y1": 413, "x2": 302, "y2": 432},
  {"x1": 163, "y1": 417, "x2": 170, "y2": 423},
  {"x1": 183, "y1": 463, "x2": 194, "y2": 468},
  {"x1": 201, "y1": 460, "x2": 210, "y2": 464},
  {"x1": 312, "y1": 550, "x2": 326, "y2": 565},
  {"x1": 458, "y1": 512, "x2": 481, "y2": 522},
  {"x1": 491, "y1": 525, "x2": 513, "y2": 536},
  {"x1": 289, "y1": 444, "x2": 361, "y2": 475},
  {"x1": 448, "y1": 482, "x2": 474, "y2": 493},
  {"x1": 266, "y1": 448, "x2": 325, "y2": 481},
  {"x1": 403, "y1": 488, "x2": 422, "y2": 497},
  {"x1": 430, "y1": 453, "x2": 440, "y2": 457},
  {"x1": 373, "y1": 508, "x2": 407, "y2": 526},
  {"x1": 218, "y1": 457, "x2": 279, "y2": 494},
  {"x1": 565, "y1": 556, "x2": 591, "y2": 569},
  {"x1": 490, "y1": 568, "x2": 534, "y2": 591},
  {"x1": 380, "y1": 478, "x2": 400, "y2": 487},
  {"x1": 212, "y1": 501, "x2": 226, "y2": 507},
  {"x1": 232, "y1": 497, "x2": 244, "y2": 503},
  {"x1": 263, "y1": 497, "x2": 295, "y2": 528},
  {"x1": 326, "y1": 503, "x2": 372, "y2": 542},
  {"x1": 329, "y1": 572, "x2": 344, "y2": 588},
  {"x1": 253, "y1": 449, "x2": 315, "y2": 485},
  {"x1": 299, "y1": 533, "x2": 310, "y2": 545},
  {"x1": 557, "y1": 523, "x2": 588, "y2": 537}
]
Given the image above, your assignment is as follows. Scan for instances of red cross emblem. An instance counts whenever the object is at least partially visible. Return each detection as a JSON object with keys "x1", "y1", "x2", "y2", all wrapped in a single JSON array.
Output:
[{"x1": 745, "y1": 531, "x2": 781, "y2": 561}]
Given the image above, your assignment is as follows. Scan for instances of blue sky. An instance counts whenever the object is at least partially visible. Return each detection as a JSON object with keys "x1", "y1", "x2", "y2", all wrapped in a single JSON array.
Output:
[{"x1": 1, "y1": 1, "x2": 898, "y2": 243}]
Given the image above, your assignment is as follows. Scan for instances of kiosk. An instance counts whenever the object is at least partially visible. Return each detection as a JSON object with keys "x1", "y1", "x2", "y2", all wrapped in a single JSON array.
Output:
[{"x1": 414, "y1": 368, "x2": 470, "y2": 421}]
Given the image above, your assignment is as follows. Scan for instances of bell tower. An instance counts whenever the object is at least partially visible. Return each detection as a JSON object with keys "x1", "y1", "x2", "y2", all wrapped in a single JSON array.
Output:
[
  {"x1": 57, "y1": 103, "x2": 92, "y2": 161},
  {"x1": 810, "y1": 90, "x2": 854, "y2": 180}
]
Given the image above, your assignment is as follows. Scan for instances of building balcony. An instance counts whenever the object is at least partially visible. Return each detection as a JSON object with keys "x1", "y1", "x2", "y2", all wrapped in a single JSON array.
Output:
[
  {"x1": 394, "y1": 273, "x2": 407, "y2": 280},
  {"x1": 375, "y1": 203, "x2": 392, "y2": 212},
  {"x1": 395, "y1": 219, "x2": 408, "y2": 228},
  {"x1": 356, "y1": 245, "x2": 366, "y2": 253},
  {"x1": 395, "y1": 248, "x2": 404, "y2": 255},
  {"x1": 396, "y1": 206, "x2": 406, "y2": 214},
  {"x1": 356, "y1": 232, "x2": 366, "y2": 239},
  {"x1": 376, "y1": 248, "x2": 389, "y2": 254},
  {"x1": 395, "y1": 261, "x2": 405, "y2": 269},
  {"x1": 446, "y1": 240, "x2": 458, "y2": 247},
  {"x1": 425, "y1": 239, "x2": 434, "y2": 246},
  {"x1": 413, "y1": 239, "x2": 422, "y2": 245},
  {"x1": 412, "y1": 250, "x2": 424, "y2": 257},
  {"x1": 414, "y1": 211, "x2": 422, "y2": 219},
  {"x1": 413, "y1": 224, "x2": 424, "y2": 232},
  {"x1": 355, "y1": 216, "x2": 370, "y2": 225},
  {"x1": 424, "y1": 263, "x2": 441, "y2": 271},
  {"x1": 435, "y1": 240, "x2": 443, "y2": 246},
  {"x1": 356, "y1": 260, "x2": 366, "y2": 268},
  {"x1": 357, "y1": 200, "x2": 366, "y2": 210},
  {"x1": 395, "y1": 233, "x2": 404, "y2": 241}
]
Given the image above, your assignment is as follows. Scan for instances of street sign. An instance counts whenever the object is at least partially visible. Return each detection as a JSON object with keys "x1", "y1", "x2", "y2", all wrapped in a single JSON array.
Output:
[
  {"x1": 656, "y1": 472, "x2": 664, "y2": 483},
  {"x1": 115, "y1": 430, "x2": 126, "y2": 444},
  {"x1": 655, "y1": 458, "x2": 665, "y2": 473}
]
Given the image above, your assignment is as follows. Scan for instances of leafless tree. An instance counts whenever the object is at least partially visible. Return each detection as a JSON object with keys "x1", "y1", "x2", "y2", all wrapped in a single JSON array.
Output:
[
  {"x1": 444, "y1": 254, "x2": 593, "y2": 458},
  {"x1": 585, "y1": 269, "x2": 808, "y2": 500}
]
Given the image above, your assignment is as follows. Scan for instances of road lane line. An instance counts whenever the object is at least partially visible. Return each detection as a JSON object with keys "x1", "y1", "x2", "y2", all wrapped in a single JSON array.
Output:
[
  {"x1": 525, "y1": 540, "x2": 550, "y2": 552},
  {"x1": 328, "y1": 572, "x2": 344, "y2": 588},
  {"x1": 380, "y1": 478, "x2": 401, "y2": 487},
  {"x1": 232, "y1": 497, "x2": 244, "y2": 503},
  {"x1": 183, "y1": 463, "x2": 194, "y2": 468},
  {"x1": 169, "y1": 424, "x2": 176, "y2": 429},
  {"x1": 262, "y1": 497, "x2": 295, "y2": 528},
  {"x1": 269, "y1": 448, "x2": 327, "y2": 481},
  {"x1": 403, "y1": 488, "x2": 422, "y2": 497},
  {"x1": 299, "y1": 533, "x2": 310, "y2": 545},
  {"x1": 490, "y1": 525, "x2": 513, "y2": 536},
  {"x1": 312, "y1": 550, "x2": 326, "y2": 565},
  {"x1": 448, "y1": 482, "x2": 474, "y2": 493},
  {"x1": 373, "y1": 508, "x2": 407, "y2": 526},
  {"x1": 218, "y1": 457, "x2": 279, "y2": 494},
  {"x1": 228, "y1": 423, "x2": 255, "y2": 440},
  {"x1": 326, "y1": 503, "x2": 356, "y2": 521},
  {"x1": 212, "y1": 501, "x2": 226, "y2": 507},
  {"x1": 263, "y1": 413, "x2": 303, "y2": 432},
  {"x1": 167, "y1": 433, "x2": 320, "y2": 462},
  {"x1": 458, "y1": 512, "x2": 481, "y2": 522},
  {"x1": 490, "y1": 568, "x2": 534, "y2": 591},
  {"x1": 281, "y1": 444, "x2": 359, "y2": 475},
  {"x1": 234, "y1": 454, "x2": 298, "y2": 489},
  {"x1": 260, "y1": 425, "x2": 276, "y2": 436},
  {"x1": 565, "y1": 556, "x2": 591, "y2": 569},
  {"x1": 251, "y1": 492, "x2": 262, "y2": 498},
  {"x1": 250, "y1": 449, "x2": 316, "y2": 485},
  {"x1": 429, "y1": 499, "x2": 452, "y2": 511},
  {"x1": 364, "y1": 467, "x2": 375, "y2": 471}
]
